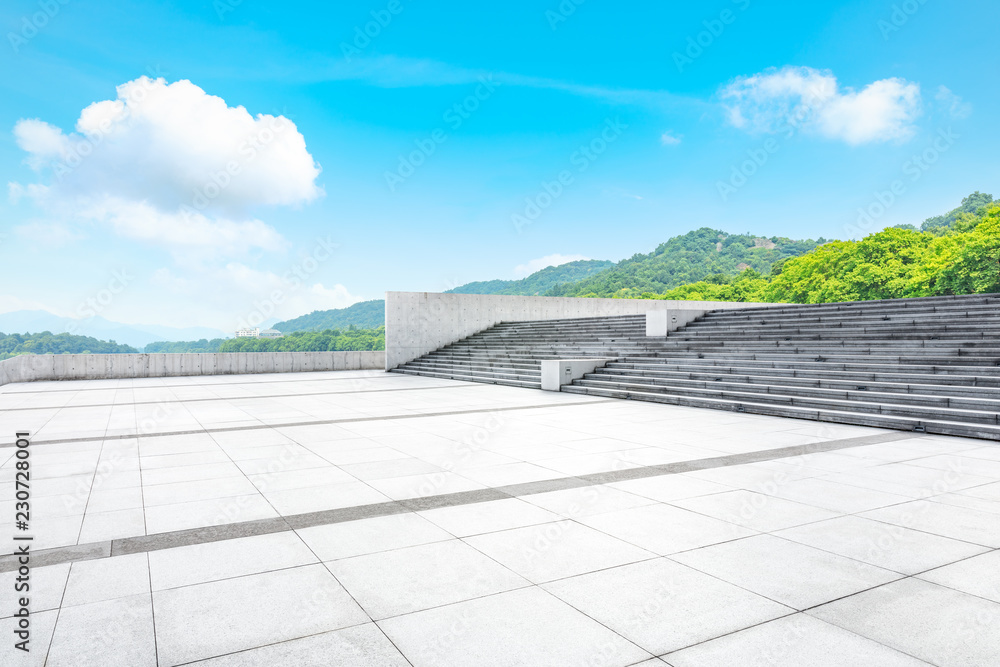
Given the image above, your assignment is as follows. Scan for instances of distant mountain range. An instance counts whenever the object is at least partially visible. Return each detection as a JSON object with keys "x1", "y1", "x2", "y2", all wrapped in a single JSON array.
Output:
[
  {"x1": 271, "y1": 259, "x2": 617, "y2": 333},
  {"x1": 9, "y1": 193, "x2": 984, "y2": 344},
  {"x1": 445, "y1": 259, "x2": 614, "y2": 296},
  {"x1": 0, "y1": 311, "x2": 229, "y2": 349},
  {"x1": 271, "y1": 230, "x2": 824, "y2": 332}
]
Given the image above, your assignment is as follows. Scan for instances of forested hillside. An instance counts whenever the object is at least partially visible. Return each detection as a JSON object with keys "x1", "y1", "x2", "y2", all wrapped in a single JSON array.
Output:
[
  {"x1": 446, "y1": 259, "x2": 614, "y2": 296},
  {"x1": 908, "y1": 191, "x2": 994, "y2": 233},
  {"x1": 0, "y1": 332, "x2": 138, "y2": 360},
  {"x1": 218, "y1": 327, "x2": 384, "y2": 352},
  {"x1": 273, "y1": 300, "x2": 385, "y2": 333},
  {"x1": 547, "y1": 229, "x2": 825, "y2": 298},
  {"x1": 144, "y1": 339, "x2": 225, "y2": 353},
  {"x1": 652, "y1": 201, "x2": 1000, "y2": 303}
]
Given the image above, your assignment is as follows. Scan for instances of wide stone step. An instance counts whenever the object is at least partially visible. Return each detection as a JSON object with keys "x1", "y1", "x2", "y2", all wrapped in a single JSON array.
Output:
[
  {"x1": 560, "y1": 384, "x2": 1000, "y2": 441},
  {"x1": 391, "y1": 367, "x2": 541, "y2": 389},
  {"x1": 577, "y1": 374, "x2": 1000, "y2": 413},
  {"x1": 606, "y1": 361, "x2": 1000, "y2": 388},
  {"x1": 591, "y1": 368, "x2": 1000, "y2": 398}
]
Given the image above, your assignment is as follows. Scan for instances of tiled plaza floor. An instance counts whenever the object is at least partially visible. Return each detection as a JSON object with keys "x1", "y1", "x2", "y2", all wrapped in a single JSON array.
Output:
[{"x1": 2, "y1": 370, "x2": 999, "y2": 665}]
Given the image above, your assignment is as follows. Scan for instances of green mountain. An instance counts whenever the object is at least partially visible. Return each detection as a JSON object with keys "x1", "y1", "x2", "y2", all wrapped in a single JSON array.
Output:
[
  {"x1": 918, "y1": 191, "x2": 994, "y2": 233},
  {"x1": 272, "y1": 299, "x2": 385, "y2": 333},
  {"x1": 546, "y1": 228, "x2": 826, "y2": 298},
  {"x1": 1, "y1": 331, "x2": 139, "y2": 360},
  {"x1": 446, "y1": 259, "x2": 614, "y2": 296}
]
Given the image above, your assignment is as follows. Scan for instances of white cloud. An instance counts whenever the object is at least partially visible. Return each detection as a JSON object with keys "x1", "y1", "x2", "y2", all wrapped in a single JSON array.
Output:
[
  {"x1": 660, "y1": 131, "x2": 682, "y2": 146},
  {"x1": 935, "y1": 86, "x2": 972, "y2": 119},
  {"x1": 11, "y1": 76, "x2": 322, "y2": 252},
  {"x1": 513, "y1": 253, "x2": 589, "y2": 278},
  {"x1": 14, "y1": 220, "x2": 86, "y2": 246},
  {"x1": 151, "y1": 262, "x2": 362, "y2": 328},
  {"x1": 720, "y1": 66, "x2": 921, "y2": 145}
]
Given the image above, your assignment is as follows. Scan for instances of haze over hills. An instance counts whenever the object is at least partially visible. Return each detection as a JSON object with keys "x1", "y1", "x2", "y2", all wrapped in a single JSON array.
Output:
[
  {"x1": 0, "y1": 311, "x2": 229, "y2": 349},
  {"x1": 272, "y1": 259, "x2": 618, "y2": 333}
]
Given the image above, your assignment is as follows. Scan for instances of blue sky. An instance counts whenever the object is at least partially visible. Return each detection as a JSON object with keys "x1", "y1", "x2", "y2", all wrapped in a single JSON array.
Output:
[{"x1": 1, "y1": 0, "x2": 996, "y2": 332}]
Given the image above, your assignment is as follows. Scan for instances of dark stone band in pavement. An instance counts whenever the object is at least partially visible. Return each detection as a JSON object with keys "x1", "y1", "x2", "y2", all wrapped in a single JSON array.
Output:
[{"x1": 0, "y1": 430, "x2": 918, "y2": 573}]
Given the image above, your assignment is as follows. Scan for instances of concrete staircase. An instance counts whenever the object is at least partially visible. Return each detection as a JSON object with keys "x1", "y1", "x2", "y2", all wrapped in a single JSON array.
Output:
[
  {"x1": 390, "y1": 314, "x2": 648, "y2": 388},
  {"x1": 392, "y1": 293, "x2": 1000, "y2": 440}
]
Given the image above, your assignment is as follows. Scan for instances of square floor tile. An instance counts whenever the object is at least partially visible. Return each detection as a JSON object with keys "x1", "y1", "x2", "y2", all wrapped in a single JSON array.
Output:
[
  {"x1": 153, "y1": 564, "x2": 368, "y2": 665},
  {"x1": 607, "y1": 474, "x2": 733, "y2": 503},
  {"x1": 328, "y1": 539, "x2": 528, "y2": 619},
  {"x1": 46, "y1": 594, "x2": 155, "y2": 667},
  {"x1": 298, "y1": 512, "x2": 452, "y2": 560},
  {"x1": 189, "y1": 623, "x2": 410, "y2": 666},
  {"x1": 418, "y1": 498, "x2": 560, "y2": 537},
  {"x1": 918, "y1": 550, "x2": 1000, "y2": 603},
  {"x1": 0, "y1": 608, "x2": 57, "y2": 666},
  {"x1": 809, "y1": 578, "x2": 1000, "y2": 667},
  {"x1": 144, "y1": 494, "x2": 277, "y2": 534},
  {"x1": 522, "y1": 484, "x2": 656, "y2": 518},
  {"x1": 148, "y1": 531, "x2": 318, "y2": 590},
  {"x1": 262, "y1": 482, "x2": 390, "y2": 515},
  {"x1": 861, "y1": 500, "x2": 1000, "y2": 548},
  {"x1": 761, "y1": 476, "x2": 913, "y2": 513},
  {"x1": 774, "y1": 515, "x2": 989, "y2": 575},
  {"x1": 580, "y1": 503, "x2": 756, "y2": 555},
  {"x1": 378, "y1": 587, "x2": 651, "y2": 667},
  {"x1": 543, "y1": 558, "x2": 791, "y2": 654},
  {"x1": 0, "y1": 563, "x2": 69, "y2": 618},
  {"x1": 670, "y1": 490, "x2": 839, "y2": 532},
  {"x1": 78, "y1": 508, "x2": 146, "y2": 542},
  {"x1": 670, "y1": 534, "x2": 901, "y2": 610},
  {"x1": 64, "y1": 553, "x2": 149, "y2": 607},
  {"x1": 464, "y1": 520, "x2": 654, "y2": 583},
  {"x1": 665, "y1": 613, "x2": 930, "y2": 667}
]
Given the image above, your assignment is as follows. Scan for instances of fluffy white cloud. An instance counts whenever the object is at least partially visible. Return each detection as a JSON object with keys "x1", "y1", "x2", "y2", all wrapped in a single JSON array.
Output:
[
  {"x1": 660, "y1": 131, "x2": 682, "y2": 146},
  {"x1": 935, "y1": 86, "x2": 972, "y2": 119},
  {"x1": 721, "y1": 66, "x2": 921, "y2": 145},
  {"x1": 11, "y1": 76, "x2": 322, "y2": 251},
  {"x1": 513, "y1": 253, "x2": 589, "y2": 278}
]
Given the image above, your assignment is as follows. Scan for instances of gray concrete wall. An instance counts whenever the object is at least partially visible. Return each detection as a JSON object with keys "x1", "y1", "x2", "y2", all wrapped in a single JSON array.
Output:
[
  {"x1": 0, "y1": 351, "x2": 385, "y2": 386},
  {"x1": 384, "y1": 291, "x2": 776, "y2": 370}
]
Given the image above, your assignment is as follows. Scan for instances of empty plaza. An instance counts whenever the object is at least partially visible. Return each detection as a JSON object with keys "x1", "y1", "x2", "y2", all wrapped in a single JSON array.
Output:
[{"x1": 3, "y1": 369, "x2": 999, "y2": 666}]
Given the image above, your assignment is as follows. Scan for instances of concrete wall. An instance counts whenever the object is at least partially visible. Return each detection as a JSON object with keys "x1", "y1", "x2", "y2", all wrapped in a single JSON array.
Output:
[
  {"x1": 384, "y1": 291, "x2": 776, "y2": 370},
  {"x1": 0, "y1": 351, "x2": 385, "y2": 387}
]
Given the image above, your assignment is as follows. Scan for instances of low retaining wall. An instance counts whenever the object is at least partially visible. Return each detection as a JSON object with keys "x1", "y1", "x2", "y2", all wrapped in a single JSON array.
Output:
[
  {"x1": 384, "y1": 291, "x2": 776, "y2": 370},
  {"x1": 0, "y1": 351, "x2": 385, "y2": 386}
]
